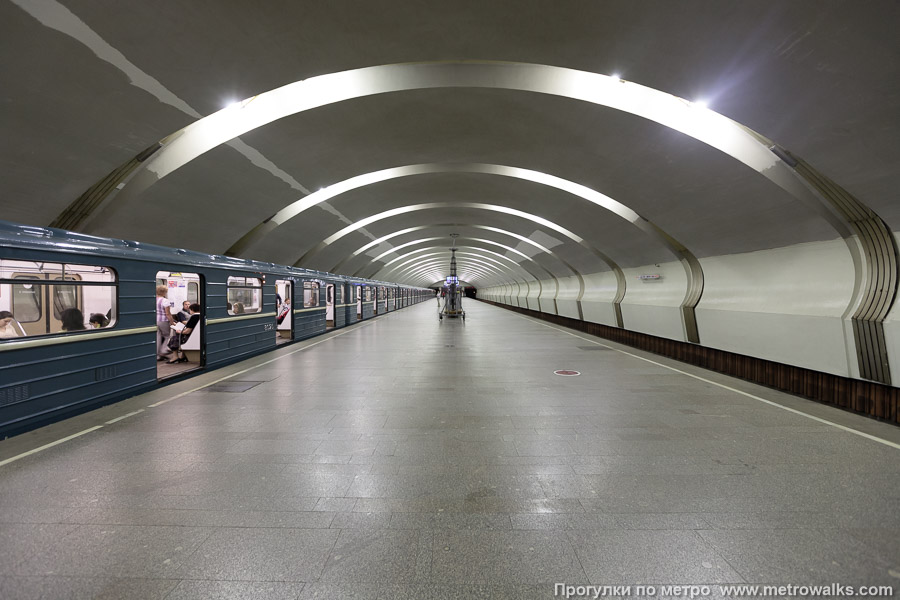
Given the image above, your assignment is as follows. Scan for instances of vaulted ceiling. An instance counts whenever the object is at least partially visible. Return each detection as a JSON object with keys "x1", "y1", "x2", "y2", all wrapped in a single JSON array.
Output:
[{"x1": 3, "y1": 0, "x2": 898, "y2": 287}]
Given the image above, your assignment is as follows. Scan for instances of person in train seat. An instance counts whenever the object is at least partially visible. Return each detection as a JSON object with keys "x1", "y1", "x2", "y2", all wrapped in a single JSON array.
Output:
[
  {"x1": 89, "y1": 313, "x2": 109, "y2": 328},
  {"x1": 166, "y1": 303, "x2": 200, "y2": 364},
  {"x1": 232, "y1": 302, "x2": 245, "y2": 314},
  {"x1": 277, "y1": 296, "x2": 291, "y2": 324},
  {"x1": 60, "y1": 308, "x2": 87, "y2": 331},
  {"x1": 156, "y1": 285, "x2": 176, "y2": 360},
  {"x1": 0, "y1": 311, "x2": 23, "y2": 338},
  {"x1": 175, "y1": 300, "x2": 191, "y2": 323}
]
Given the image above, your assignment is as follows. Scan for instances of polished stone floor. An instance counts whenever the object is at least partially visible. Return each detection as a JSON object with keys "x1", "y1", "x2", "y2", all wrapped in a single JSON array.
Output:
[{"x1": 0, "y1": 300, "x2": 898, "y2": 599}]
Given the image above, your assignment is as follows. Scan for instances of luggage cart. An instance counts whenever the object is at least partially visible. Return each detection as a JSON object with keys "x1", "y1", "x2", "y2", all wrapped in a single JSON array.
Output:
[{"x1": 439, "y1": 242, "x2": 465, "y2": 321}]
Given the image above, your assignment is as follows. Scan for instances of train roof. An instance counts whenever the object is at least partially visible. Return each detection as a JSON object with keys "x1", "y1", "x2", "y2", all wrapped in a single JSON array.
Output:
[{"x1": 0, "y1": 220, "x2": 428, "y2": 289}]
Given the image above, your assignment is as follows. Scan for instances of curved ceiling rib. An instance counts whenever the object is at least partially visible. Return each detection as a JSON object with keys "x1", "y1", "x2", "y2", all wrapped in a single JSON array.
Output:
[
  {"x1": 388, "y1": 255, "x2": 518, "y2": 284},
  {"x1": 224, "y1": 163, "x2": 693, "y2": 261},
  {"x1": 78, "y1": 61, "x2": 853, "y2": 241},
  {"x1": 221, "y1": 162, "x2": 701, "y2": 339},
  {"x1": 334, "y1": 224, "x2": 577, "y2": 286},
  {"x1": 291, "y1": 201, "x2": 624, "y2": 323},
  {"x1": 364, "y1": 241, "x2": 549, "y2": 283},
  {"x1": 63, "y1": 60, "x2": 896, "y2": 379},
  {"x1": 379, "y1": 249, "x2": 521, "y2": 280},
  {"x1": 380, "y1": 248, "x2": 539, "y2": 287},
  {"x1": 351, "y1": 233, "x2": 559, "y2": 298},
  {"x1": 399, "y1": 260, "x2": 501, "y2": 285},
  {"x1": 364, "y1": 237, "x2": 559, "y2": 300}
]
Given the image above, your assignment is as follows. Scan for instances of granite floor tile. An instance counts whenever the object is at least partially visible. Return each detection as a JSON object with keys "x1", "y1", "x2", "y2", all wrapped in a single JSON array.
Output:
[
  {"x1": 15, "y1": 524, "x2": 211, "y2": 578},
  {"x1": 567, "y1": 529, "x2": 745, "y2": 585},
  {"x1": 320, "y1": 529, "x2": 420, "y2": 582},
  {"x1": 0, "y1": 575, "x2": 179, "y2": 600},
  {"x1": 167, "y1": 579, "x2": 306, "y2": 600},
  {"x1": 430, "y1": 530, "x2": 587, "y2": 584},
  {"x1": 0, "y1": 301, "x2": 896, "y2": 590},
  {"x1": 178, "y1": 527, "x2": 340, "y2": 581}
]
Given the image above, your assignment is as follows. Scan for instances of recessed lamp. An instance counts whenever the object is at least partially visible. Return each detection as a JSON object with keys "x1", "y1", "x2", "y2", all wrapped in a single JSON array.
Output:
[{"x1": 610, "y1": 74, "x2": 621, "y2": 82}]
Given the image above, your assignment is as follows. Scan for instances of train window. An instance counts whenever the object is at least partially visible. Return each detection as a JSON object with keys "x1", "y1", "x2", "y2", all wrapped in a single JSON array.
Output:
[
  {"x1": 0, "y1": 260, "x2": 117, "y2": 339},
  {"x1": 303, "y1": 281, "x2": 320, "y2": 307},
  {"x1": 187, "y1": 281, "x2": 200, "y2": 304},
  {"x1": 12, "y1": 277, "x2": 41, "y2": 322},
  {"x1": 226, "y1": 276, "x2": 262, "y2": 315},
  {"x1": 365, "y1": 287, "x2": 372, "y2": 302}
]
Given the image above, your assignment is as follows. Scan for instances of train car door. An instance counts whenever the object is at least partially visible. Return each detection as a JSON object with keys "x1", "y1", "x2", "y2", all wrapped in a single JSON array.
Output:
[
  {"x1": 356, "y1": 285, "x2": 362, "y2": 319},
  {"x1": 275, "y1": 279, "x2": 293, "y2": 344},
  {"x1": 156, "y1": 271, "x2": 203, "y2": 379},
  {"x1": 326, "y1": 284, "x2": 335, "y2": 328},
  {"x1": 373, "y1": 287, "x2": 379, "y2": 315}
]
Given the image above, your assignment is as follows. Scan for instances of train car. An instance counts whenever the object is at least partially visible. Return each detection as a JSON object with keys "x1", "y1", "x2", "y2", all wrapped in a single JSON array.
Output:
[{"x1": 0, "y1": 221, "x2": 431, "y2": 438}]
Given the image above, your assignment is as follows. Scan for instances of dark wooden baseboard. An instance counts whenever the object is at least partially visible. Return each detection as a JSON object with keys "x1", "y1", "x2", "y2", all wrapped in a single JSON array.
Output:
[{"x1": 479, "y1": 299, "x2": 899, "y2": 425}]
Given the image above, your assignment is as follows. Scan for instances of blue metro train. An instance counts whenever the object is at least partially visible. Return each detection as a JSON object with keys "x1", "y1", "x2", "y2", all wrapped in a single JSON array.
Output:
[{"x1": 0, "y1": 221, "x2": 431, "y2": 437}]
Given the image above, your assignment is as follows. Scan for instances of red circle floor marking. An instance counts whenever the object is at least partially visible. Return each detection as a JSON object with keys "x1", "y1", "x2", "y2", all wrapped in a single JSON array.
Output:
[{"x1": 554, "y1": 370, "x2": 581, "y2": 376}]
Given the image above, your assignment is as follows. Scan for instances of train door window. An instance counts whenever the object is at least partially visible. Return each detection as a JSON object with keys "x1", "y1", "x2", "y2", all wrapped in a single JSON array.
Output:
[
  {"x1": 1, "y1": 260, "x2": 117, "y2": 339},
  {"x1": 156, "y1": 271, "x2": 203, "y2": 378},
  {"x1": 227, "y1": 276, "x2": 262, "y2": 315},
  {"x1": 303, "y1": 281, "x2": 320, "y2": 307},
  {"x1": 275, "y1": 279, "x2": 292, "y2": 343}
]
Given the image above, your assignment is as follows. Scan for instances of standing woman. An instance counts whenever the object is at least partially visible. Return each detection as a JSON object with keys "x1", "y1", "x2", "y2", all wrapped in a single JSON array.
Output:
[{"x1": 156, "y1": 285, "x2": 176, "y2": 360}]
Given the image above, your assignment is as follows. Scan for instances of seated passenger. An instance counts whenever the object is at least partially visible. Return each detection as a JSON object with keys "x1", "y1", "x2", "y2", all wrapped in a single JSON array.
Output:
[
  {"x1": 277, "y1": 296, "x2": 291, "y2": 324},
  {"x1": 167, "y1": 303, "x2": 201, "y2": 364},
  {"x1": 0, "y1": 311, "x2": 22, "y2": 338},
  {"x1": 232, "y1": 302, "x2": 245, "y2": 314},
  {"x1": 89, "y1": 313, "x2": 110, "y2": 328},
  {"x1": 175, "y1": 300, "x2": 191, "y2": 323},
  {"x1": 60, "y1": 308, "x2": 86, "y2": 331}
]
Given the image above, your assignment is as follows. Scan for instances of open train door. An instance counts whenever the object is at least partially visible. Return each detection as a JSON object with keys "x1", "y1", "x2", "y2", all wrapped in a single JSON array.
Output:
[
  {"x1": 326, "y1": 284, "x2": 335, "y2": 329},
  {"x1": 275, "y1": 279, "x2": 293, "y2": 344},
  {"x1": 156, "y1": 271, "x2": 203, "y2": 379}
]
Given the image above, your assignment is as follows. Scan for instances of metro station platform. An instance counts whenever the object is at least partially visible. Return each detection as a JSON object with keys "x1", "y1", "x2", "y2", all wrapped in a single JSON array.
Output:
[{"x1": 0, "y1": 300, "x2": 898, "y2": 599}]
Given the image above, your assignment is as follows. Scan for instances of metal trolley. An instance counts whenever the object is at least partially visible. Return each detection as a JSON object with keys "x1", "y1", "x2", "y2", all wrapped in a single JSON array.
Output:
[{"x1": 439, "y1": 243, "x2": 465, "y2": 321}]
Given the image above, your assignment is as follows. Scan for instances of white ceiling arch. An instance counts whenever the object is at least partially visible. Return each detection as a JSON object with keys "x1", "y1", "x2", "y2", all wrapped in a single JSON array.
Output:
[
  {"x1": 333, "y1": 224, "x2": 578, "y2": 283},
  {"x1": 378, "y1": 248, "x2": 539, "y2": 288},
  {"x1": 399, "y1": 259, "x2": 501, "y2": 285},
  {"x1": 80, "y1": 60, "x2": 854, "y2": 244},
  {"x1": 362, "y1": 239, "x2": 553, "y2": 285}
]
